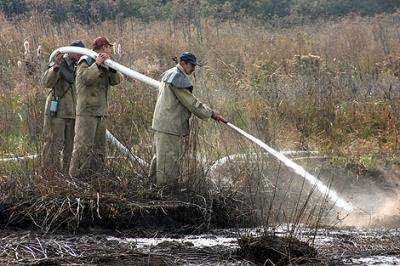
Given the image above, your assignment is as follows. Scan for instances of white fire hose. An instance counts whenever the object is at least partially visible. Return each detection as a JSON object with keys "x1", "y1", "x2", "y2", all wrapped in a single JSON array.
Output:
[
  {"x1": 47, "y1": 46, "x2": 354, "y2": 212},
  {"x1": 50, "y1": 47, "x2": 153, "y2": 167}
]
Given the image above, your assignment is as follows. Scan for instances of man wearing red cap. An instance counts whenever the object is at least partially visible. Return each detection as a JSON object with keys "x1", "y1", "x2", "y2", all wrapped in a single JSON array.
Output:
[{"x1": 69, "y1": 37, "x2": 121, "y2": 178}]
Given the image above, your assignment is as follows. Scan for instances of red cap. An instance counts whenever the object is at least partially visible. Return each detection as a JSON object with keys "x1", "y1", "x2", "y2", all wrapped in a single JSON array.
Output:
[{"x1": 92, "y1": 36, "x2": 114, "y2": 49}]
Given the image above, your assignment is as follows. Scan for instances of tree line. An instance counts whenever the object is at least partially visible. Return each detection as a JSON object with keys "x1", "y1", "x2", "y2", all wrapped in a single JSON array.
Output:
[{"x1": 1, "y1": 0, "x2": 400, "y2": 24}]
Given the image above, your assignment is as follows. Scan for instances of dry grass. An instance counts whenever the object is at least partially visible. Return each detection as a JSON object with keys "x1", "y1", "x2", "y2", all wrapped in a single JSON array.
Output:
[
  {"x1": 1, "y1": 13, "x2": 400, "y2": 161},
  {"x1": 1, "y1": 12, "x2": 400, "y2": 231}
]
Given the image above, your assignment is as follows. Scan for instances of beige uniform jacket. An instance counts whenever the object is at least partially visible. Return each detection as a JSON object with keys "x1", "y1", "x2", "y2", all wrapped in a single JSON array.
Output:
[
  {"x1": 75, "y1": 56, "x2": 121, "y2": 117},
  {"x1": 41, "y1": 55, "x2": 76, "y2": 119},
  {"x1": 151, "y1": 65, "x2": 213, "y2": 136}
]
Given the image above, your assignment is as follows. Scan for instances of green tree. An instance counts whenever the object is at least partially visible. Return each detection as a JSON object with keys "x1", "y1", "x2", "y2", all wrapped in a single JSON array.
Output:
[{"x1": 0, "y1": 0, "x2": 30, "y2": 18}]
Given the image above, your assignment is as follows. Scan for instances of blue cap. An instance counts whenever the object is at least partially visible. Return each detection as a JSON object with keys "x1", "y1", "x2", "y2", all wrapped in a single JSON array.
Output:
[
  {"x1": 70, "y1": 40, "x2": 85, "y2": 48},
  {"x1": 179, "y1": 52, "x2": 201, "y2": 66}
]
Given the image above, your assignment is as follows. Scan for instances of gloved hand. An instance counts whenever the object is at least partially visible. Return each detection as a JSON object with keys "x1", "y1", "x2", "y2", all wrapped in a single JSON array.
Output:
[
  {"x1": 53, "y1": 51, "x2": 63, "y2": 71},
  {"x1": 212, "y1": 111, "x2": 227, "y2": 124}
]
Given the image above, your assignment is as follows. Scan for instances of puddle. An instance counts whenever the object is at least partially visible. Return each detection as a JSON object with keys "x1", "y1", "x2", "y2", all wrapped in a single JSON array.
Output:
[
  {"x1": 107, "y1": 235, "x2": 238, "y2": 249},
  {"x1": 1, "y1": 227, "x2": 399, "y2": 265},
  {"x1": 347, "y1": 256, "x2": 400, "y2": 265},
  {"x1": 106, "y1": 226, "x2": 400, "y2": 265}
]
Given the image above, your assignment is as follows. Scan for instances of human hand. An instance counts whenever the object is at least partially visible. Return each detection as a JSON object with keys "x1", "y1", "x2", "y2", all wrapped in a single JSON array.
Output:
[
  {"x1": 95, "y1": 53, "x2": 109, "y2": 65},
  {"x1": 53, "y1": 51, "x2": 63, "y2": 71},
  {"x1": 211, "y1": 111, "x2": 227, "y2": 124}
]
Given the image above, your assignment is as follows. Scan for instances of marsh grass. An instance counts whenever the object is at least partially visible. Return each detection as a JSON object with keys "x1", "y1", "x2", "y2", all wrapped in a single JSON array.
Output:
[{"x1": 0, "y1": 12, "x2": 397, "y2": 233}]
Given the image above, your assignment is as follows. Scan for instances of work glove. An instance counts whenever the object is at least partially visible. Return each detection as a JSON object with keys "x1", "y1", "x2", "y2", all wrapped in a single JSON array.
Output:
[
  {"x1": 53, "y1": 51, "x2": 63, "y2": 71},
  {"x1": 212, "y1": 111, "x2": 227, "y2": 124}
]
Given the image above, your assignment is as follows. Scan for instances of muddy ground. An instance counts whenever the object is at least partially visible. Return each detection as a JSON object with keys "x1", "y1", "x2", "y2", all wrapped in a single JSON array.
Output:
[
  {"x1": 1, "y1": 226, "x2": 400, "y2": 265},
  {"x1": 2, "y1": 157, "x2": 400, "y2": 265}
]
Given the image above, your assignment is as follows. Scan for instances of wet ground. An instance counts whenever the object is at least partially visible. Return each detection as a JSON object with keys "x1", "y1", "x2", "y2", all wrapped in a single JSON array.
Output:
[
  {"x1": 1, "y1": 156, "x2": 400, "y2": 265},
  {"x1": 1, "y1": 226, "x2": 400, "y2": 265}
]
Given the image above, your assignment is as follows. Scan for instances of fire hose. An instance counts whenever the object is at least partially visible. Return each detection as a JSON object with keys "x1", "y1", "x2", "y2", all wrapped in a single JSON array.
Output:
[{"x1": 49, "y1": 47, "x2": 354, "y2": 212}]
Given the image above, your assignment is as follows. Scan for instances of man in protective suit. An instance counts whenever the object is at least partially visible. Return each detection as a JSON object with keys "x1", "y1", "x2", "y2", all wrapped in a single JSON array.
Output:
[
  {"x1": 69, "y1": 37, "x2": 121, "y2": 178},
  {"x1": 149, "y1": 52, "x2": 226, "y2": 188},
  {"x1": 40, "y1": 40, "x2": 85, "y2": 174}
]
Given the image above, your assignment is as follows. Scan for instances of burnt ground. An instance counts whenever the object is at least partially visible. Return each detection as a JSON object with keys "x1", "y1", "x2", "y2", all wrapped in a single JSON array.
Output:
[
  {"x1": 1, "y1": 158, "x2": 400, "y2": 264},
  {"x1": 0, "y1": 229, "x2": 245, "y2": 265},
  {"x1": 1, "y1": 226, "x2": 400, "y2": 265}
]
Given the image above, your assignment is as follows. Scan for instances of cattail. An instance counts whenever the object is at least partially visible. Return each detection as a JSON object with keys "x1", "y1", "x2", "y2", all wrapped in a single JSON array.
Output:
[
  {"x1": 24, "y1": 40, "x2": 30, "y2": 55},
  {"x1": 36, "y1": 45, "x2": 42, "y2": 57}
]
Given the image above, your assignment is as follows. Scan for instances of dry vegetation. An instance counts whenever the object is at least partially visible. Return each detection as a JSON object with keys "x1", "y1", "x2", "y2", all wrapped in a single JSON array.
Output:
[
  {"x1": 1, "y1": 11, "x2": 400, "y2": 232},
  {"x1": 2, "y1": 13, "x2": 400, "y2": 164}
]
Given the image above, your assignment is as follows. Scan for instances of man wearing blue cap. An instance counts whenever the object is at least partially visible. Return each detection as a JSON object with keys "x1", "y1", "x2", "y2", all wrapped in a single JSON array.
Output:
[
  {"x1": 149, "y1": 52, "x2": 226, "y2": 188},
  {"x1": 40, "y1": 40, "x2": 85, "y2": 174}
]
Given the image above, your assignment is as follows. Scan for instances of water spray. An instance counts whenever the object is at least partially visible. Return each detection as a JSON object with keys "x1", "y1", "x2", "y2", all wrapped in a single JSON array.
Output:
[
  {"x1": 226, "y1": 123, "x2": 354, "y2": 212},
  {"x1": 49, "y1": 46, "x2": 354, "y2": 213}
]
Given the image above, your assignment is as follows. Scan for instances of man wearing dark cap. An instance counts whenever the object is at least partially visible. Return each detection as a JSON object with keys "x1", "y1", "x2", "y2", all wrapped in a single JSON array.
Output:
[
  {"x1": 69, "y1": 37, "x2": 121, "y2": 178},
  {"x1": 40, "y1": 40, "x2": 85, "y2": 174},
  {"x1": 149, "y1": 52, "x2": 226, "y2": 188}
]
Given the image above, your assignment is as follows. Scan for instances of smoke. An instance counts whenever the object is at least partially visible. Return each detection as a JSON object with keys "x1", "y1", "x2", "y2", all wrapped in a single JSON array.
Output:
[
  {"x1": 227, "y1": 123, "x2": 354, "y2": 212},
  {"x1": 341, "y1": 186, "x2": 400, "y2": 227},
  {"x1": 375, "y1": 194, "x2": 400, "y2": 218}
]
